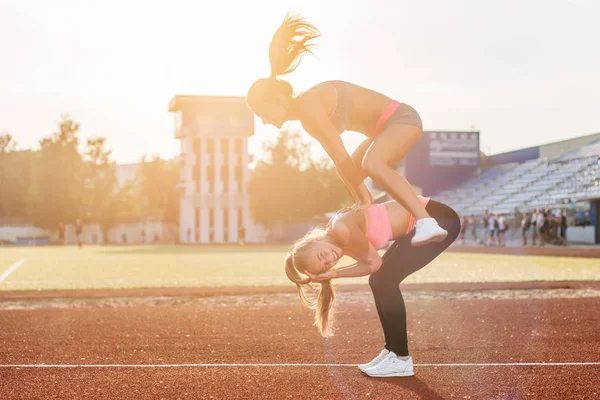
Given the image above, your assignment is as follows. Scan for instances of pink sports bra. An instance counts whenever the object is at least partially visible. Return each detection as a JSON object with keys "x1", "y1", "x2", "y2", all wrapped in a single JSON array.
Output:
[{"x1": 327, "y1": 196, "x2": 431, "y2": 250}]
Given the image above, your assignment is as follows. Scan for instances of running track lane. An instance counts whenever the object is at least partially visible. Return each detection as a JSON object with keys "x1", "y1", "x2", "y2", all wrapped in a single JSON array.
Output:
[{"x1": 1, "y1": 296, "x2": 599, "y2": 398}]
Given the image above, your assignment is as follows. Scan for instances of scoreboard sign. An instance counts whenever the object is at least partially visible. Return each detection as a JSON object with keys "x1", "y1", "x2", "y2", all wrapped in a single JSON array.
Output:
[{"x1": 428, "y1": 131, "x2": 480, "y2": 167}]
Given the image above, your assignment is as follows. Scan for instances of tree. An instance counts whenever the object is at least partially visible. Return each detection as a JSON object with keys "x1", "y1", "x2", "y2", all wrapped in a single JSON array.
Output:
[
  {"x1": 0, "y1": 133, "x2": 17, "y2": 153},
  {"x1": 0, "y1": 134, "x2": 32, "y2": 218},
  {"x1": 248, "y1": 129, "x2": 349, "y2": 228},
  {"x1": 81, "y1": 137, "x2": 119, "y2": 243},
  {"x1": 137, "y1": 154, "x2": 180, "y2": 223},
  {"x1": 27, "y1": 114, "x2": 85, "y2": 230}
]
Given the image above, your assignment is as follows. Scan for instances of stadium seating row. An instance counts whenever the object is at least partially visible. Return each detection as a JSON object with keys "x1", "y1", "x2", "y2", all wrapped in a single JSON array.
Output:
[{"x1": 433, "y1": 140, "x2": 600, "y2": 216}]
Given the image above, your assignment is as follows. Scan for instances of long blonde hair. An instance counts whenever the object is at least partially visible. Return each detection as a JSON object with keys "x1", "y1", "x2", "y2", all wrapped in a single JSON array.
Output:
[
  {"x1": 284, "y1": 226, "x2": 336, "y2": 337},
  {"x1": 246, "y1": 11, "x2": 320, "y2": 110}
]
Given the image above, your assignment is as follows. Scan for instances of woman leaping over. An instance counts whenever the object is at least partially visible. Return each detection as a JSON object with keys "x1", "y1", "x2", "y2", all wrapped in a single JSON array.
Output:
[{"x1": 247, "y1": 12, "x2": 448, "y2": 247}]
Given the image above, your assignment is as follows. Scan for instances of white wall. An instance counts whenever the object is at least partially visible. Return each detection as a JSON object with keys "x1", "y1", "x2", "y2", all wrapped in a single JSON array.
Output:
[
  {"x1": 566, "y1": 226, "x2": 596, "y2": 244},
  {"x1": 0, "y1": 225, "x2": 47, "y2": 243}
]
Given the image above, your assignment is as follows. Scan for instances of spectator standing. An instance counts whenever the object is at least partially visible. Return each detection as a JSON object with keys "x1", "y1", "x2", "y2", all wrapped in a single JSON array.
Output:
[
  {"x1": 58, "y1": 222, "x2": 65, "y2": 245},
  {"x1": 521, "y1": 213, "x2": 531, "y2": 246},
  {"x1": 536, "y1": 210, "x2": 545, "y2": 247},
  {"x1": 482, "y1": 210, "x2": 490, "y2": 245},
  {"x1": 460, "y1": 216, "x2": 468, "y2": 244},
  {"x1": 560, "y1": 209, "x2": 568, "y2": 245},
  {"x1": 469, "y1": 215, "x2": 477, "y2": 243},
  {"x1": 530, "y1": 209, "x2": 538, "y2": 246},
  {"x1": 74, "y1": 218, "x2": 83, "y2": 248},
  {"x1": 488, "y1": 213, "x2": 498, "y2": 246},
  {"x1": 498, "y1": 213, "x2": 507, "y2": 247}
]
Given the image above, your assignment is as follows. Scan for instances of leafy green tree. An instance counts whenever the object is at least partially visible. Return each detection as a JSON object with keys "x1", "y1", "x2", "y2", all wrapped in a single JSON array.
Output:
[
  {"x1": 137, "y1": 154, "x2": 180, "y2": 223},
  {"x1": 0, "y1": 134, "x2": 33, "y2": 218},
  {"x1": 248, "y1": 129, "x2": 349, "y2": 228},
  {"x1": 27, "y1": 114, "x2": 85, "y2": 230},
  {"x1": 81, "y1": 137, "x2": 120, "y2": 243},
  {"x1": 0, "y1": 133, "x2": 17, "y2": 153}
]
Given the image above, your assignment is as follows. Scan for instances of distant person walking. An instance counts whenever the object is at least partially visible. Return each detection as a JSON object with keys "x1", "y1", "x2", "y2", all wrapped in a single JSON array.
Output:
[
  {"x1": 58, "y1": 222, "x2": 65, "y2": 245},
  {"x1": 74, "y1": 218, "x2": 83, "y2": 248}
]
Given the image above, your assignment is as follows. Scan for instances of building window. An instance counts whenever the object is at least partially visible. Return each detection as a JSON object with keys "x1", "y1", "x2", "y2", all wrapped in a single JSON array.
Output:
[
  {"x1": 192, "y1": 139, "x2": 200, "y2": 184},
  {"x1": 222, "y1": 165, "x2": 229, "y2": 193},
  {"x1": 194, "y1": 138, "x2": 202, "y2": 192},
  {"x1": 207, "y1": 165, "x2": 214, "y2": 193},
  {"x1": 221, "y1": 138, "x2": 229, "y2": 193},
  {"x1": 206, "y1": 138, "x2": 215, "y2": 193},
  {"x1": 238, "y1": 208, "x2": 245, "y2": 242},
  {"x1": 235, "y1": 139, "x2": 244, "y2": 193},
  {"x1": 224, "y1": 208, "x2": 229, "y2": 243},
  {"x1": 235, "y1": 165, "x2": 242, "y2": 192},
  {"x1": 208, "y1": 208, "x2": 215, "y2": 243},
  {"x1": 235, "y1": 138, "x2": 243, "y2": 155},
  {"x1": 222, "y1": 138, "x2": 229, "y2": 161}
]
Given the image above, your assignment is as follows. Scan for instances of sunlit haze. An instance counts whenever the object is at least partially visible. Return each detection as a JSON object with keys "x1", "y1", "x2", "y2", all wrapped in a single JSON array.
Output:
[{"x1": 1, "y1": 0, "x2": 599, "y2": 163}]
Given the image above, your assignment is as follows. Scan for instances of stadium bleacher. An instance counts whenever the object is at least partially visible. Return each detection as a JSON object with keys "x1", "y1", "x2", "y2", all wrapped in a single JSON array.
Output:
[{"x1": 434, "y1": 140, "x2": 600, "y2": 216}]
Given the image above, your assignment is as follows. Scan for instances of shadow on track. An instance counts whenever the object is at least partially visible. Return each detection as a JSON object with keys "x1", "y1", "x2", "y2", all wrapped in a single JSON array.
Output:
[{"x1": 370, "y1": 375, "x2": 448, "y2": 400}]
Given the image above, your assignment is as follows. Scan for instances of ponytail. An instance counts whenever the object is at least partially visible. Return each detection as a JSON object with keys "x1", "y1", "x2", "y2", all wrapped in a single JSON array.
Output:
[
  {"x1": 284, "y1": 244, "x2": 337, "y2": 338},
  {"x1": 268, "y1": 11, "x2": 320, "y2": 78},
  {"x1": 284, "y1": 253, "x2": 315, "y2": 309},
  {"x1": 246, "y1": 12, "x2": 318, "y2": 111},
  {"x1": 315, "y1": 280, "x2": 335, "y2": 337}
]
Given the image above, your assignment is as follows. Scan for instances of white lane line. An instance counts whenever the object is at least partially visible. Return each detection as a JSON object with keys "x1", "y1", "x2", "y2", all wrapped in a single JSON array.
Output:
[
  {"x1": 0, "y1": 362, "x2": 599, "y2": 368},
  {"x1": 0, "y1": 259, "x2": 27, "y2": 283}
]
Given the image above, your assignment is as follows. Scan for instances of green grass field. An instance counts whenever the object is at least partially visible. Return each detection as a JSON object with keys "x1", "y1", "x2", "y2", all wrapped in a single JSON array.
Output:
[{"x1": 1, "y1": 245, "x2": 599, "y2": 291}]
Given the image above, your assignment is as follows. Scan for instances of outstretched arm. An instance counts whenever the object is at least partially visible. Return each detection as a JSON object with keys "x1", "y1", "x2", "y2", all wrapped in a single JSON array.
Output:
[{"x1": 301, "y1": 102, "x2": 373, "y2": 206}]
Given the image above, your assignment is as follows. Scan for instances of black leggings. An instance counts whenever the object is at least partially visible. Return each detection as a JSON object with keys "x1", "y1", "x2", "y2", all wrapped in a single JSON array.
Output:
[{"x1": 368, "y1": 199, "x2": 461, "y2": 356}]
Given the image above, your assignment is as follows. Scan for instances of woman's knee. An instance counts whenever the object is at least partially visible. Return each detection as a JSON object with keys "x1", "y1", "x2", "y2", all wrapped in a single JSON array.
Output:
[
  {"x1": 428, "y1": 200, "x2": 461, "y2": 243},
  {"x1": 368, "y1": 273, "x2": 381, "y2": 290},
  {"x1": 361, "y1": 155, "x2": 387, "y2": 182},
  {"x1": 444, "y1": 209, "x2": 461, "y2": 243},
  {"x1": 369, "y1": 272, "x2": 400, "y2": 292}
]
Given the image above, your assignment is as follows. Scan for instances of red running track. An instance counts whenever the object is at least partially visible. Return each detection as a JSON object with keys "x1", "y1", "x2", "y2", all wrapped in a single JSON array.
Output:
[{"x1": 1, "y1": 287, "x2": 599, "y2": 399}]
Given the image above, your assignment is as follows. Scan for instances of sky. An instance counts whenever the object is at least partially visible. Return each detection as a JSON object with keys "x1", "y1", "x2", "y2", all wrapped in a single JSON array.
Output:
[{"x1": 1, "y1": 0, "x2": 599, "y2": 164}]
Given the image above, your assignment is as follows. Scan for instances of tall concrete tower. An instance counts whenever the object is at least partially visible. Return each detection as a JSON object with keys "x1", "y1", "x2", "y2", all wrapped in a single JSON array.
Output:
[{"x1": 168, "y1": 95, "x2": 265, "y2": 243}]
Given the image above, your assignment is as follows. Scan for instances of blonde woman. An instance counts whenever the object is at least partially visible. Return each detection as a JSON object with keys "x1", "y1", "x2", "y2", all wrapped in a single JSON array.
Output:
[
  {"x1": 247, "y1": 12, "x2": 448, "y2": 247},
  {"x1": 284, "y1": 196, "x2": 460, "y2": 377}
]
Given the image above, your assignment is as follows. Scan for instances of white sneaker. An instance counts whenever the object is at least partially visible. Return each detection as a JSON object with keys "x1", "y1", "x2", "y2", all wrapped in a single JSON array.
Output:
[
  {"x1": 364, "y1": 352, "x2": 414, "y2": 377},
  {"x1": 358, "y1": 349, "x2": 389, "y2": 373},
  {"x1": 411, "y1": 218, "x2": 448, "y2": 247}
]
